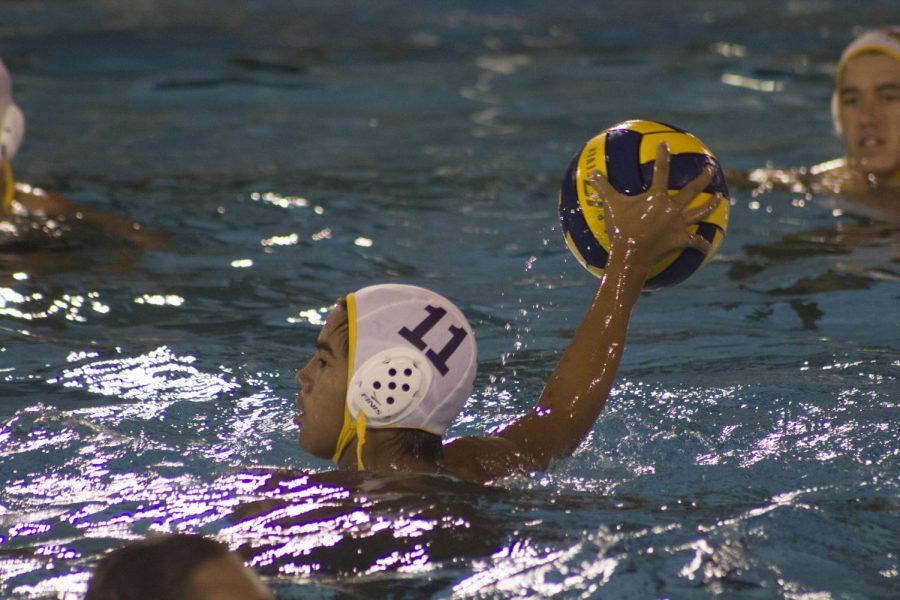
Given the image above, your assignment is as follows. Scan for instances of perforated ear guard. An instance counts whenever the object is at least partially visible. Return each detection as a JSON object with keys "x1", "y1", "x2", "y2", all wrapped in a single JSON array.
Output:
[
  {"x1": 0, "y1": 104, "x2": 25, "y2": 159},
  {"x1": 347, "y1": 347, "x2": 433, "y2": 427}
]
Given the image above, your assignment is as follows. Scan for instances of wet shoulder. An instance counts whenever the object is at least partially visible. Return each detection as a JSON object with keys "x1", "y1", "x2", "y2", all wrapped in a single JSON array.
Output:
[{"x1": 442, "y1": 435, "x2": 536, "y2": 484}]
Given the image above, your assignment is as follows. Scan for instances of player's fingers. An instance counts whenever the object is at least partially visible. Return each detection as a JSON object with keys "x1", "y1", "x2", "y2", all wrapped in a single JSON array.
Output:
[
  {"x1": 675, "y1": 166, "x2": 714, "y2": 208},
  {"x1": 683, "y1": 193, "x2": 723, "y2": 224},
  {"x1": 686, "y1": 233, "x2": 713, "y2": 255},
  {"x1": 650, "y1": 142, "x2": 671, "y2": 194},
  {"x1": 586, "y1": 170, "x2": 617, "y2": 205}
]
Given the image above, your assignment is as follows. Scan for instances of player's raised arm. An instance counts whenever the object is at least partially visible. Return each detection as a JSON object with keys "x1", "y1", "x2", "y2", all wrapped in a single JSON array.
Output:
[{"x1": 443, "y1": 143, "x2": 722, "y2": 482}]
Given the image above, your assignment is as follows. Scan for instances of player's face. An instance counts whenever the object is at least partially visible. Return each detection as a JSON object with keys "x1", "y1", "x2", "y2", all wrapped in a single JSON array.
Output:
[
  {"x1": 837, "y1": 53, "x2": 900, "y2": 179},
  {"x1": 294, "y1": 306, "x2": 349, "y2": 459}
]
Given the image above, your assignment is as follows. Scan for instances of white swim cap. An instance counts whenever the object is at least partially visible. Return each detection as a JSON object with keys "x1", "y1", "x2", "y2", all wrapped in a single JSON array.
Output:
[
  {"x1": 836, "y1": 27, "x2": 900, "y2": 84},
  {"x1": 0, "y1": 59, "x2": 25, "y2": 160},
  {"x1": 332, "y1": 284, "x2": 477, "y2": 469},
  {"x1": 831, "y1": 27, "x2": 900, "y2": 135}
]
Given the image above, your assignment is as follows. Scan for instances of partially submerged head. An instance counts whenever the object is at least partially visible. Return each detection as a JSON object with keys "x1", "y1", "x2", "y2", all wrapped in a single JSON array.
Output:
[
  {"x1": 85, "y1": 533, "x2": 273, "y2": 600},
  {"x1": 832, "y1": 27, "x2": 900, "y2": 184},
  {"x1": 294, "y1": 284, "x2": 477, "y2": 470},
  {"x1": 0, "y1": 59, "x2": 25, "y2": 161}
]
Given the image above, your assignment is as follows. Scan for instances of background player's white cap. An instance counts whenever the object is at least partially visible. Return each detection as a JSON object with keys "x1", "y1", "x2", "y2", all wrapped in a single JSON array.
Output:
[{"x1": 1, "y1": 59, "x2": 26, "y2": 160}]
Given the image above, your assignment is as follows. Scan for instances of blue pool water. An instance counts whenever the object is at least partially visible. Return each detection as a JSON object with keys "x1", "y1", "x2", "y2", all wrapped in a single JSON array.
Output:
[{"x1": 1, "y1": 1, "x2": 898, "y2": 598}]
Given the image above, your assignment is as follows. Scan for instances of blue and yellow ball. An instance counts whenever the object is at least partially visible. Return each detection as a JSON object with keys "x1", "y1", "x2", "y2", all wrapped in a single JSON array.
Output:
[{"x1": 559, "y1": 120, "x2": 729, "y2": 289}]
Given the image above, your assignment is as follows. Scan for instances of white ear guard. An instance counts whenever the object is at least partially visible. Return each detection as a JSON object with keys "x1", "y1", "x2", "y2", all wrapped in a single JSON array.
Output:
[
  {"x1": 347, "y1": 346, "x2": 433, "y2": 427},
  {"x1": 1, "y1": 103, "x2": 25, "y2": 159},
  {"x1": 830, "y1": 92, "x2": 842, "y2": 137}
]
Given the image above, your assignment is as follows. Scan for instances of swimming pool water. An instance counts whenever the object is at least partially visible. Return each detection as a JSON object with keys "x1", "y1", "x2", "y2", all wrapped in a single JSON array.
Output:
[{"x1": 1, "y1": 1, "x2": 898, "y2": 598}]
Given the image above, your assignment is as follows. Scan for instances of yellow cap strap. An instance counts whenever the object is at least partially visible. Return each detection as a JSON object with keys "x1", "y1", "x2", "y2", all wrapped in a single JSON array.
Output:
[
  {"x1": 1, "y1": 151, "x2": 13, "y2": 214},
  {"x1": 331, "y1": 292, "x2": 362, "y2": 466},
  {"x1": 355, "y1": 412, "x2": 367, "y2": 470},
  {"x1": 332, "y1": 406, "x2": 356, "y2": 463},
  {"x1": 330, "y1": 408, "x2": 368, "y2": 471}
]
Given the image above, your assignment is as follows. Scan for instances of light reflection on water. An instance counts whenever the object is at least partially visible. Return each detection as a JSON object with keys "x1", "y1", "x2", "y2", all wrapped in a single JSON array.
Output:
[
  {"x1": 0, "y1": 288, "x2": 109, "y2": 323},
  {"x1": 1, "y1": 0, "x2": 899, "y2": 598},
  {"x1": 47, "y1": 346, "x2": 238, "y2": 404}
]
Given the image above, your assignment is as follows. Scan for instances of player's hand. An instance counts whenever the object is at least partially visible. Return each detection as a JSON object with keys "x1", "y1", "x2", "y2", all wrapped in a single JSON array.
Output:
[{"x1": 587, "y1": 142, "x2": 723, "y2": 267}]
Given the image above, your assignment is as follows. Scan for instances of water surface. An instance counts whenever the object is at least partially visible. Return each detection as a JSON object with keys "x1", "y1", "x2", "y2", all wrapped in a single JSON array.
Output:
[{"x1": 1, "y1": 1, "x2": 898, "y2": 598}]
